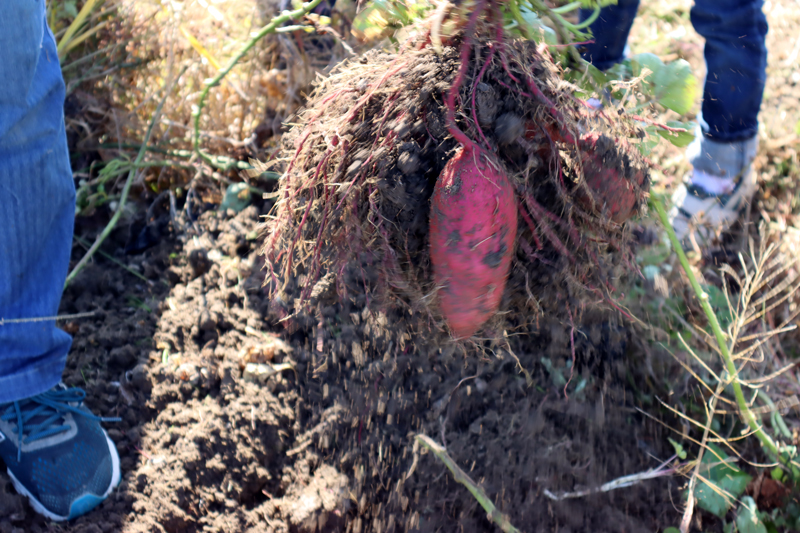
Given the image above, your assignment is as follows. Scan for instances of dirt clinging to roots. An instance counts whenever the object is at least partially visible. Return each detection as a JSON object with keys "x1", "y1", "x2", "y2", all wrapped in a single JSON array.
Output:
[{"x1": 264, "y1": 29, "x2": 650, "y2": 346}]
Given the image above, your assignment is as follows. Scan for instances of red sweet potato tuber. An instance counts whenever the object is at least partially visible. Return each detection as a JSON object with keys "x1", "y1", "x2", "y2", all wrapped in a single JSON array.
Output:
[
  {"x1": 525, "y1": 122, "x2": 646, "y2": 223},
  {"x1": 574, "y1": 132, "x2": 647, "y2": 224},
  {"x1": 430, "y1": 147, "x2": 518, "y2": 338}
]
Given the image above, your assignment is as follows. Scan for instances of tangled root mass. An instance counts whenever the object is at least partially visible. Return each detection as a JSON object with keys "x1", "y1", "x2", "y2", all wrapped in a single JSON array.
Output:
[{"x1": 263, "y1": 24, "x2": 650, "y2": 345}]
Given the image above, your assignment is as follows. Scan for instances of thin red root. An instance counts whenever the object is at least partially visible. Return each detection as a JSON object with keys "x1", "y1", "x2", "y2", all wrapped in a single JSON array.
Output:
[
  {"x1": 522, "y1": 192, "x2": 574, "y2": 262},
  {"x1": 300, "y1": 150, "x2": 336, "y2": 303},
  {"x1": 282, "y1": 187, "x2": 315, "y2": 285},
  {"x1": 587, "y1": 283, "x2": 635, "y2": 322},
  {"x1": 445, "y1": 0, "x2": 488, "y2": 150},
  {"x1": 344, "y1": 61, "x2": 407, "y2": 124},
  {"x1": 517, "y1": 199, "x2": 542, "y2": 250}
]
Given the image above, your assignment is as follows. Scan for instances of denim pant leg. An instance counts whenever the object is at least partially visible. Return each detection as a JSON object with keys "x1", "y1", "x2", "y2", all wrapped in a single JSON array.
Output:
[
  {"x1": 0, "y1": 1, "x2": 75, "y2": 403},
  {"x1": 691, "y1": 0, "x2": 768, "y2": 143},
  {"x1": 687, "y1": 0, "x2": 767, "y2": 178},
  {"x1": 579, "y1": 0, "x2": 640, "y2": 70}
]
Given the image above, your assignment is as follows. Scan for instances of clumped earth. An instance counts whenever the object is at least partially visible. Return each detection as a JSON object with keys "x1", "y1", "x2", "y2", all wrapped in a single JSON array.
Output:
[{"x1": 0, "y1": 192, "x2": 681, "y2": 532}]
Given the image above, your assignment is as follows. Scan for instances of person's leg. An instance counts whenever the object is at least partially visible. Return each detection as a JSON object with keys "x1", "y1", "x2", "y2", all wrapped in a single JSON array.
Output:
[
  {"x1": 579, "y1": 0, "x2": 640, "y2": 70},
  {"x1": 691, "y1": 0, "x2": 767, "y2": 144},
  {"x1": 0, "y1": 2, "x2": 121, "y2": 522},
  {"x1": 670, "y1": 0, "x2": 768, "y2": 244},
  {"x1": 0, "y1": 1, "x2": 75, "y2": 404}
]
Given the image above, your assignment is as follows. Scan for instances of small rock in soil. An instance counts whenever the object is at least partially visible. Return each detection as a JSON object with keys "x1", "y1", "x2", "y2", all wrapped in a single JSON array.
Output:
[{"x1": 126, "y1": 363, "x2": 149, "y2": 389}]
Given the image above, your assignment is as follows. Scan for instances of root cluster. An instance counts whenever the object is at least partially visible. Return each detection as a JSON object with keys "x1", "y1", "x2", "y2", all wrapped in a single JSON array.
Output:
[{"x1": 263, "y1": 12, "x2": 650, "y2": 343}]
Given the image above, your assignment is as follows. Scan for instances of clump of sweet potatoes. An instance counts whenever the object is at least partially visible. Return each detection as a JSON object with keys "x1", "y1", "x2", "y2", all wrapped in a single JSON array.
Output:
[{"x1": 262, "y1": 8, "x2": 651, "y2": 345}]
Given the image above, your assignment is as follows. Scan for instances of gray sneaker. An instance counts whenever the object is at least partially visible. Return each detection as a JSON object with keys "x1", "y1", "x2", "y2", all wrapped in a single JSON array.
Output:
[
  {"x1": 0, "y1": 385, "x2": 121, "y2": 521},
  {"x1": 668, "y1": 133, "x2": 758, "y2": 248}
]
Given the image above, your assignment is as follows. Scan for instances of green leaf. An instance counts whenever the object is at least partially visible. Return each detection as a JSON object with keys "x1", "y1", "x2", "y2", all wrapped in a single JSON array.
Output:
[
  {"x1": 585, "y1": 62, "x2": 609, "y2": 87},
  {"x1": 637, "y1": 126, "x2": 661, "y2": 156},
  {"x1": 664, "y1": 528, "x2": 681, "y2": 533},
  {"x1": 518, "y1": 9, "x2": 559, "y2": 46},
  {"x1": 352, "y1": 2, "x2": 395, "y2": 42},
  {"x1": 668, "y1": 437, "x2": 688, "y2": 460},
  {"x1": 736, "y1": 497, "x2": 768, "y2": 533},
  {"x1": 630, "y1": 52, "x2": 664, "y2": 86},
  {"x1": 607, "y1": 59, "x2": 634, "y2": 84},
  {"x1": 651, "y1": 59, "x2": 698, "y2": 115},
  {"x1": 219, "y1": 182, "x2": 253, "y2": 213},
  {"x1": 657, "y1": 121, "x2": 696, "y2": 148},
  {"x1": 351, "y1": 0, "x2": 433, "y2": 41},
  {"x1": 628, "y1": 54, "x2": 698, "y2": 114},
  {"x1": 694, "y1": 444, "x2": 752, "y2": 519},
  {"x1": 64, "y1": 1, "x2": 79, "y2": 19}
]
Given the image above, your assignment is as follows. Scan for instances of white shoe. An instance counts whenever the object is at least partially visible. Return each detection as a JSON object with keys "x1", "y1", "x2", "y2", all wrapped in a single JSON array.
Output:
[
  {"x1": 668, "y1": 129, "x2": 759, "y2": 249},
  {"x1": 668, "y1": 165, "x2": 757, "y2": 248}
]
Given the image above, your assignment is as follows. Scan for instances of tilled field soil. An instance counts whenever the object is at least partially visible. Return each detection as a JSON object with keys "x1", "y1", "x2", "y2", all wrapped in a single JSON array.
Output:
[{"x1": 0, "y1": 196, "x2": 680, "y2": 533}]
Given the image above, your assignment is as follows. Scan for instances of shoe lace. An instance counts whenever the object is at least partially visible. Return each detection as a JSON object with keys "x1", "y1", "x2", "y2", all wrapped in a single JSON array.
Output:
[{"x1": 0, "y1": 387, "x2": 120, "y2": 461}]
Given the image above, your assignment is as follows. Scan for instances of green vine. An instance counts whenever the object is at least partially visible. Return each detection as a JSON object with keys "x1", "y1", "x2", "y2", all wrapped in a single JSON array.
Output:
[{"x1": 651, "y1": 196, "x2": 788, "y2": 466}]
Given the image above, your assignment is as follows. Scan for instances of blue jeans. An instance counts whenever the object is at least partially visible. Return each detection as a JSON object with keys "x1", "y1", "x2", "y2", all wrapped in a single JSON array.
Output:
[
  {"x1": 580, "y1": 0, "x2": 767, "y2": 177},
  {"x1": 0, "y1": 1, "x2": 75, "y2": 403}
]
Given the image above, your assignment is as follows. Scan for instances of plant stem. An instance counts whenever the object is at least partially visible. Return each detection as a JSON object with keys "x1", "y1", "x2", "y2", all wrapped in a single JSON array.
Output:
[
  {"x1": 651, "y1": 196, "x2": 781, "y2": 460},
  {"x1": 507, "y1": 0, "x2": 533, "y2": 40},
  {"x1": 759, "y1": 392, "x2": 793, "y2": 440},
  {"x1": 57, "y1": 0, "x2": 104, "y2": 58},
  {"x1": 550, "y1": 1, "x2": 582, "y2": 15},
  {"x1": 66, "y1": 67, "x2": 187, "y2": 287},
  {"x1": 415, "y1": 435, "x2": 521, "y2": 533},
  {"x1": 192, "y1": 0, "x2": 324, "y2": 170},
  {"x1": 526, "y1": 0, "x2": 608, "y2": 105}
]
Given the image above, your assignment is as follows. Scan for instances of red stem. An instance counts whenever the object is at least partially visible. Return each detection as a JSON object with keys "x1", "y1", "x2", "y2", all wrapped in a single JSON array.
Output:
[
  {"x1": 518, "y1": 199, "x2": 543, "y2": 250},
  {"x1": 444, "y1": 0, "x2": 488, "y2": 150},
  {"x1": 630, "y1": 115, "x2": 688, "y2": 133},
  {"x1": 522, "y1": 193, "x2": 574, "y2": 261}
]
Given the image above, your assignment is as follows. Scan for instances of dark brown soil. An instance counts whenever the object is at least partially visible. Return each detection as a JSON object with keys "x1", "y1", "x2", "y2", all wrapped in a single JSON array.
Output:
[{"x1": 0, "y1": 194, "x2": 682, "y2": 533}]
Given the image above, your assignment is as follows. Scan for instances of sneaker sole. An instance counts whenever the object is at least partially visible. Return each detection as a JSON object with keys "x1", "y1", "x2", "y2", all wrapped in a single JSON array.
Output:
[{"x1": 6, "y1": 429, "x2": 121, "y2": 521}]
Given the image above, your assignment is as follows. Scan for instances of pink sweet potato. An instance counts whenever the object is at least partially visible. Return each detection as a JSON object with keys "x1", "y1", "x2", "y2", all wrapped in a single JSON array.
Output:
[
  {"x1": 573, "y1": 132, "x2": 647, "y2": 224},
  {"x1": 430, "y1": 147, "x2": 518, "y2": 338},
  {"x1": 525, "y1": 123, "x2": 646, "y2": 223}
]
